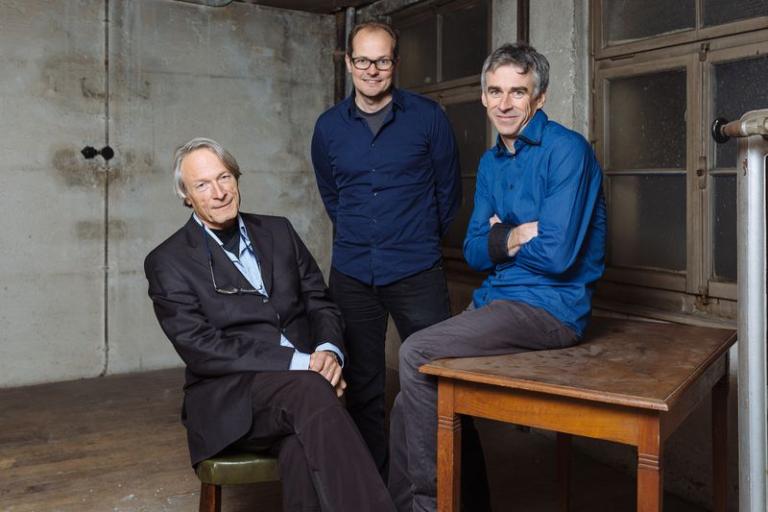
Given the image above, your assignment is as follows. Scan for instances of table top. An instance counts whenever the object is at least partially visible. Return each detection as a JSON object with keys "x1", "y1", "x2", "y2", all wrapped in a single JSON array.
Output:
[{"x1": 421, "y1": 317, "x2": 736, "y2": 411}]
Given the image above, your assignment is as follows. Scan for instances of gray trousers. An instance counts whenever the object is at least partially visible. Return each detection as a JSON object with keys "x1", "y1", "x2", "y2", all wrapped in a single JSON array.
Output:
[{"x1": 389, "y1": 300, "x2": 578, "y2": 512}]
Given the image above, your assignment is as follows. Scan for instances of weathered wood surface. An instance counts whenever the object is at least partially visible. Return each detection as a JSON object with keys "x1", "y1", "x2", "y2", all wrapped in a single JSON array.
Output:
[
  {"x1": 0, "y1": 368, "x2": 280, "y2": 512},
  {"x1": 422, "y1": 318, "x2": 736, "y2": 411}
]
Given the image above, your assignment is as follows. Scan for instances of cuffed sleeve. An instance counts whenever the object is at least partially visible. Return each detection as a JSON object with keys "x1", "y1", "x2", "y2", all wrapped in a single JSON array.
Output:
[
  {"x1": 488, "y1": 223, "x2": 514, "y2": 263},
  {"x1": 289, "y1": 350, "x2": 312, "y2": 370},
  {"x1": 315, "y1": 342, "x2": 345, "y2": 367}
]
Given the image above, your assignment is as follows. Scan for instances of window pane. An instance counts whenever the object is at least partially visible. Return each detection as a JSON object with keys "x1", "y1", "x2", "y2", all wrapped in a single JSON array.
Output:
[
  {"x1": 608, "y1": 174, "x2": 686, "y2": 271},
  {"x1": 713, "y1": 54, "x2": 768, "y2": 169},
  {"x1": 711, "y1": 174, "x2": 737, "y2": 282},
  {"x1": 605, "y1": 0, "x2": 694, "y2": 43},
  {"x1": 397, "y1": 17, "x2": 437, "y2": 88},
  {"x1": 445, "y1": 99, "x2": 487, "y2": 176},
  {"x1": 608, "y1": 70, "x2": 687, "y2": 170},
  {"x1": 442, "y1": 1, "x2": 488, "y2": 81},
  {"x1": 443, "y1": 176, "x2": 476, "y2": 249},
  {"x1": 704, "y1": 0, "x2": 768, "y2": 27}
]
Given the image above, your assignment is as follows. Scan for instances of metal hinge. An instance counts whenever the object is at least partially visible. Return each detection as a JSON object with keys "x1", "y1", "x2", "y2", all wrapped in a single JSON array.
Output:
[
  {"x1": 699, "y1": 42, "x2": 710, "y2": 62},
  {"x1": 696, "y1": 156, "x2": 708, "y2": 190}
]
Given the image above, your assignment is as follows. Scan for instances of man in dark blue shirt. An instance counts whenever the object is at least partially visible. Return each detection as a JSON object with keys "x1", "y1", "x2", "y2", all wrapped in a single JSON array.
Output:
[
  {"x1": 311, "y1": 20, "x2": 467, "y2": 480},
  {"x1": 390, "y1": 43, "x2": 607, "y2": 512}
]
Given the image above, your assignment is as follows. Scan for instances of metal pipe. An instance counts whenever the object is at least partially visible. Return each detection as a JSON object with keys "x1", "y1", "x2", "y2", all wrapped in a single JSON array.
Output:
[
  {"x1": 714, "y1": 109, "x2": 768, "y2": 512},
  {"x1": 714, "y1": 116, "x2": 768, "y2": 141},
  {"x1": 517, "y1": 0, "x2": 530, "y2": 44},
  {"x1": 334, "y1": 10, "x2": 347, "y2": 104},
  {"x1": 344, "y1": 7, "x2": 356, "y2": 97}
]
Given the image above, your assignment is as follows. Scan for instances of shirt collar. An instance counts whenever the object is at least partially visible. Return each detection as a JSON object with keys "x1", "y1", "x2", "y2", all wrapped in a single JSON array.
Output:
[
  {"x1": 345, "y1": 87, "x2": 404, "y2": 119},
  {"x1": 192, "y1": 213, "x2": 252, "y2": 256},
  {"x1": 494, "y1": 109, "x2": 548, "y2": 156}
]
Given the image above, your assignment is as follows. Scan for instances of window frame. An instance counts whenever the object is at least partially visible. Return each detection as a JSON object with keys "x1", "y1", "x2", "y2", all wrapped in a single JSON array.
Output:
[
  {"x1": 594, "y1": 52, "x2": 700, "y2": 295},
  {"x1": 592, "y1": 3, "x2": 768, "y2": 319},
  {"x1": 592, "y1": 0, "x2": 768, "y2": 60},
  {"x1": 702, "y1": 38, "x2": 768, "y2": 301}
]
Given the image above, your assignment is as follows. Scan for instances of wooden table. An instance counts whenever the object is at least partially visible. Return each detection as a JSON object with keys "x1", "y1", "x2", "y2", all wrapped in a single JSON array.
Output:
[{"x1": 421, "y1": 318, "x2": 736, "y2": 512}]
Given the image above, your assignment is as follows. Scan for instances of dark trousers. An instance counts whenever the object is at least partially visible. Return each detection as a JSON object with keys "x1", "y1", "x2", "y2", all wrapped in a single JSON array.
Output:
[
  {"x1": 231, "y1": 371, "x2": 395, "y2": 512},
  {"x1": 391, "y1": 300, "x2": 579, "y2": 512},
  {"x1": 329, "y1": 266, "x2": 491, "y2": 510}
]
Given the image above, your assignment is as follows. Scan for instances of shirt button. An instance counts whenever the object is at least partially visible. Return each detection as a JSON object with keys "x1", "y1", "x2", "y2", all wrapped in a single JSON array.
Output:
[
  {"x1": 262, "y1": 297, "x2": 269, "y2": 303},
  {"x1": 371, "y1": 168, "x2": 376, "y2": 172},
  {"x1": 373, "y1": 219, "x2": 377, "y2": 223},
  {"x1": 374, "y1": 192, "x2": 378, "y2": 197}
]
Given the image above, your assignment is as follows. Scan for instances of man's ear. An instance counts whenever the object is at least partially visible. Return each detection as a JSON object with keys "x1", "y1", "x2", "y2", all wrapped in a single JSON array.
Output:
[
  {"x1": 481, "y1": 91, "x2": 488, "y2": 108},
  {"x1": 535, "y1": 91, "x2": 547, "y2": 111},
  {"x1": 345, "y1": 54, "x2": 353, "y2": 74}
]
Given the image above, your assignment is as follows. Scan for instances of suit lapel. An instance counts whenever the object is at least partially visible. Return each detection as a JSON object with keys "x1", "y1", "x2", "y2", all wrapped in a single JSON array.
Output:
[
  {"x1": 242, "y1": 215, "x2": 274, "y2": 296},
  {"x1": 182, "y1": 215, "x2": 253, "y2": 292},
  {"x1": 182, "y1": 216, "x2": 210, "y2": 269}
]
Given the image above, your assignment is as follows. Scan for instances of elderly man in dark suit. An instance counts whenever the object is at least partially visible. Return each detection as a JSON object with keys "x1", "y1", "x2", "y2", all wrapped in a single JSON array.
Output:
[{"x1": 144, "y1": 137, "x2": 395, "y2": 512}]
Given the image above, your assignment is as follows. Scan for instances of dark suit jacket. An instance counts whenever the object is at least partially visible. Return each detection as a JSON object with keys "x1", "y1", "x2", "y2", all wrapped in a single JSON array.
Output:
[{"x1": 144, "y1": 213, "x2": 343, "y2": 465}]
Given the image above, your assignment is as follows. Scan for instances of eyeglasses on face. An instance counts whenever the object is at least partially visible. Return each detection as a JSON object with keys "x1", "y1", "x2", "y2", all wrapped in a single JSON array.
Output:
[{"x1": 351, "y1": 57, "x2": 395, "y2": 71}]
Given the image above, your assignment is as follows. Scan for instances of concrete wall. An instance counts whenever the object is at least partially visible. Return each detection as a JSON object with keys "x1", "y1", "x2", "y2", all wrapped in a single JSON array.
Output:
[
  {"x1": 0, "y1": 0, "x2": 107, "y2": 387},
  {"x1": 0, "y1": 0, "x2": 335, "y2": 387}
]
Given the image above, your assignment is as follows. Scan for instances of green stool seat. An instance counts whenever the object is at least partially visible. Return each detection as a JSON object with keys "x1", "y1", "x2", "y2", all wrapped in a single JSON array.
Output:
[
  {"x1": 196, "y1": 452, "x2": 280, "y2": 485},
  {"x1": 195, "y1": 452, "x2": 280, "y2": 512}
]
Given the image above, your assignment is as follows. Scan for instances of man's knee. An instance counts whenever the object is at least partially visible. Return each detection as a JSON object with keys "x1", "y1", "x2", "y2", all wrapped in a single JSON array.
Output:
[
  {"x1": 399, "y1": 332, "x2": 431, "y2": 377},
  {"x1": 284, "y1": 371, "x2": 339, "y2": 410}
]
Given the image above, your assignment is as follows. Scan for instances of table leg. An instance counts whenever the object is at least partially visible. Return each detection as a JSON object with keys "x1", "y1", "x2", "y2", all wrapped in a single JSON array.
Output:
[
  {"x1": 637, "y1": 418, "x2": 662, "y2": 512},
  {"x1": 437, "y1": 380, "x2": 461, "y2": 512},
  {"x1": 712, "y1": 373, "x2": 729, "y2": 512},
  {"x1": 556, "y1": 432, "x2": 572, "y2": 512}
]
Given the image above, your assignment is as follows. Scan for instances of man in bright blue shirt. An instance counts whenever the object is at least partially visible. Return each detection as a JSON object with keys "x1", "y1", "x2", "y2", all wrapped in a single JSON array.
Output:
[
  {"x1": 311, "y1": 20, "x2": 472, "y2": 484},
  {"x1": 390, "y1": 43, "x2": 606, "y2": 512}
]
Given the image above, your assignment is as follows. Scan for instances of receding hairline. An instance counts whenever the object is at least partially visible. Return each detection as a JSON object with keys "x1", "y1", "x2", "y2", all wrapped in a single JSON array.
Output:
[{"x1": 349, "y1": 26, "x2": 396, "y2": 56}]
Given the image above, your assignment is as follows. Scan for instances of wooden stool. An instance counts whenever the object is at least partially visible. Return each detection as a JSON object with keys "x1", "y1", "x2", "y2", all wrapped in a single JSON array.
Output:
[{"x1": 195, "y1": 452, "x2": 280, "y2": 512}]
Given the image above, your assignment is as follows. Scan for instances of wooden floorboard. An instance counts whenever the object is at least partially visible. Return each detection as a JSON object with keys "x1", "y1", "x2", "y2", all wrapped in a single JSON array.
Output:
[
  {"x1": 0, "y1": 368, "x2": 708, "y2": 512},
  {"x1": 0, "y1": 368, "x2": 282, "y2": 512}
]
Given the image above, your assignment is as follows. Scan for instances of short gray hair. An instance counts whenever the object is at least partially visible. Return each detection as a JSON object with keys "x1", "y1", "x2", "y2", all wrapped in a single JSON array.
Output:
[
  {"x1": 481, "y1": 43, "x2": 550, "y2": 98},
  {"x1": 172, "y1": 137, "x2": 241, "y2": 206}
]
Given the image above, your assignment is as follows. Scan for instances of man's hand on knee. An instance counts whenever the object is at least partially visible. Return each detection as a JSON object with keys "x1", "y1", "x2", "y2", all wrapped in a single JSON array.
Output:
[{"x1": 309, "y1": 351, "x2": 345, "y2": 396}]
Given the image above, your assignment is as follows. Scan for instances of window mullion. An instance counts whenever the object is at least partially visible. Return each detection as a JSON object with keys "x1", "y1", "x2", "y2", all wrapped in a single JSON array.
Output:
[{"x1": 687, "y1": 54, "x2": 706, "y2": 298}]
